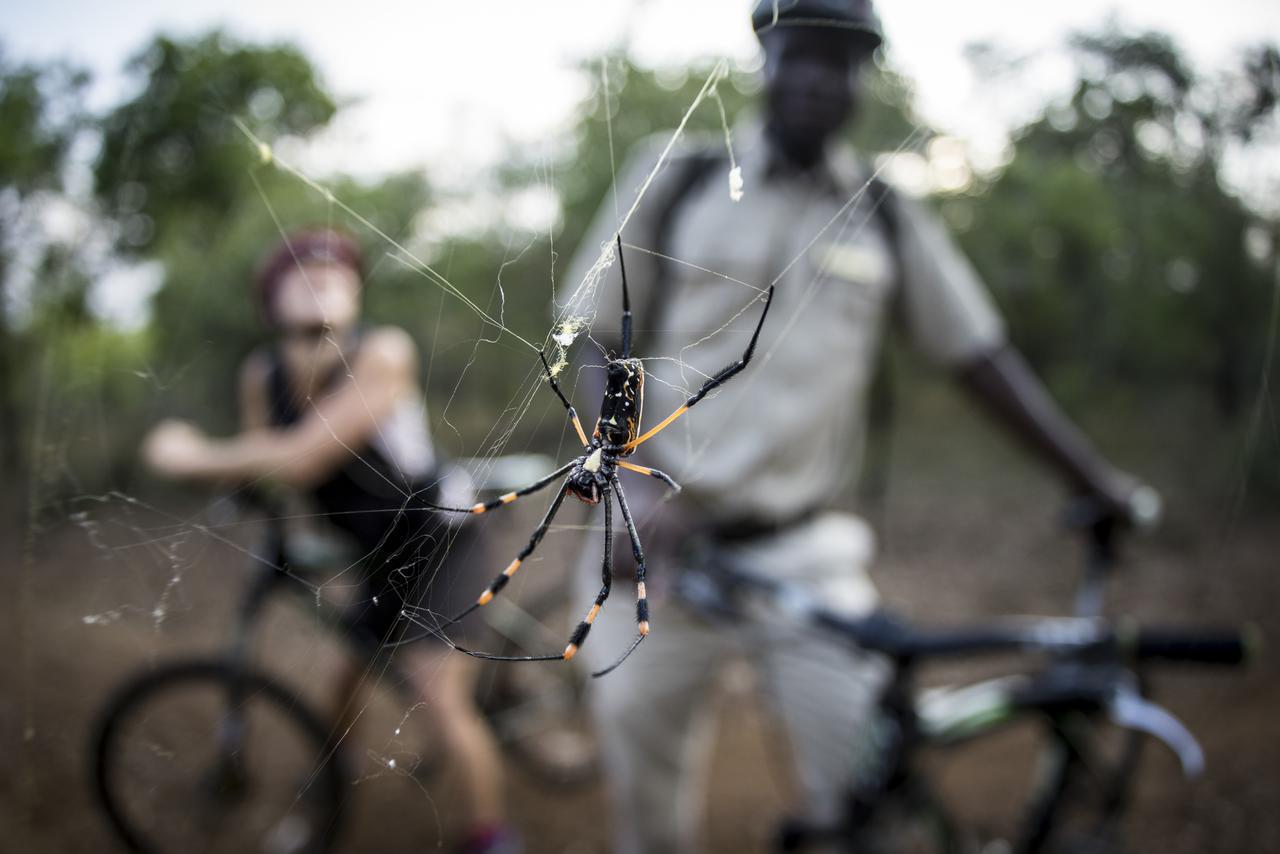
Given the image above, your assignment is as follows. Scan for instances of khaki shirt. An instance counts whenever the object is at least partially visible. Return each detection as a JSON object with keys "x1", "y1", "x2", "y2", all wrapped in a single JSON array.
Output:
[{"x1": 561, "y1": 122, "x2": 1004, "y2": 522}]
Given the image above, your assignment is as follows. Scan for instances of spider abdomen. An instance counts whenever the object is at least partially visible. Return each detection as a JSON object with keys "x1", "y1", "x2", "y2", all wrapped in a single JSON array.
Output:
[{"x1": 595, "y1": 358, "x2": 644, "y2": 455}]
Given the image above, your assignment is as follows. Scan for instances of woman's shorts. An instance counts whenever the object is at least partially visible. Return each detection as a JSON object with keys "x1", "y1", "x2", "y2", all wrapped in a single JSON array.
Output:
[{"x1": 343, "y1": 509, "x2": 497, "y2": 655}]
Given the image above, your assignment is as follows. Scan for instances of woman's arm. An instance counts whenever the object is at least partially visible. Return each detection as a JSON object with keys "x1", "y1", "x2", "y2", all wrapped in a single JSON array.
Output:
[{"x1": 144, "y1": 327, "x2": 418, "y2": 489}]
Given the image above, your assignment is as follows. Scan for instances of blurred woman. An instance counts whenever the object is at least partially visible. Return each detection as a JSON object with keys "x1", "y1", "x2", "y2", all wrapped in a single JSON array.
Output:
[{"x1": 143, "y1": 228, "x2": 518, "y2": 854}]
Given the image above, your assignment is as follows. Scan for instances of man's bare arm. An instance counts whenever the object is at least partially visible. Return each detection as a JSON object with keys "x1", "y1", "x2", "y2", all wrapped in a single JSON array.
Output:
[{"x1": 958, "y1": 343, "x2": 1144, "y2": 516}]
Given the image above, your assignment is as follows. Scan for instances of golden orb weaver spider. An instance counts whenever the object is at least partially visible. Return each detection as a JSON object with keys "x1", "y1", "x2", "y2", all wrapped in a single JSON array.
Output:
[{"x1": 418, "y1": 235, "x2": 774, "y2": 677}]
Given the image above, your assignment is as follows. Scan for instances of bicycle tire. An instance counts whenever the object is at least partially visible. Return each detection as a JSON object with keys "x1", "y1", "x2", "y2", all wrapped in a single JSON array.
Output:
[
  {"x1": 480, "y1": 585, "x2": 602, "y2": 788},
  {"x1": 92, "y1": 658, "x2": 349, "y2": 854}
]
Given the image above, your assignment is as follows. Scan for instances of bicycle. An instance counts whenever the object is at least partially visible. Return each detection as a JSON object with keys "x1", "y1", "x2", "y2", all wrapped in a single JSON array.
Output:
[
  {"x1": 674, "y1": 496, "x2": 1255, "y2": 853},
  {"x1": 90, "y1": 469, "x2": 600, "y2": 854}
]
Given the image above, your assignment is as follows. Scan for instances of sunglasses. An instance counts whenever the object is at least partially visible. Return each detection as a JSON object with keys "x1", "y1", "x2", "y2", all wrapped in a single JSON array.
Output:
[{"x1": 278, "y1": 323, "x2": 332, "y2": 342}]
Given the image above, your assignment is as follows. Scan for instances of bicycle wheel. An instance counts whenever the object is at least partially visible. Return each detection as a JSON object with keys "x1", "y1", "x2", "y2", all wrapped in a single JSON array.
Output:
[
  {"x1": 92, "y1": 659, "x2": 349, "y2": 854},
  {"x1": 478, "y1": 586, "x2": 601, "y2": 787}
]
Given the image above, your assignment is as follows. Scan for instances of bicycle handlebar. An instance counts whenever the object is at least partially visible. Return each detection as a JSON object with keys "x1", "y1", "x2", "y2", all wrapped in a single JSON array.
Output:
[
  {"x1": 682, "y1": 563, "x2": 1253, "y2": 668},
  {"x1": 823, "y1": 607, "x2": 1252, "y2": 666},
  {"x1": 1131, "y1": 626, "x2": 1255, "y2": 665}
]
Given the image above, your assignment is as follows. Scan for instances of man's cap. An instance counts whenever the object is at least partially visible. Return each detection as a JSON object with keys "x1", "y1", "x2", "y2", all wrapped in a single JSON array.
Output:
[
  {"x1": 751, "y1": 0, "x2": 884, "y2": 49},
  {"x1": 254, "y1": 228, "x2": 363, "y2": 321}
]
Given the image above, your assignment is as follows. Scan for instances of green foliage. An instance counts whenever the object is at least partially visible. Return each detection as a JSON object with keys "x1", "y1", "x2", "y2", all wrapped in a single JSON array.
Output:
[
  {"x1": 0, "y1": 55, "x2": 86, "y2": 199},
  {"x1": 32, "y1": 323, "x2": 158, "y2": 495},
  {"x1": 93, "y1": 31, "x2": 337, "y2": 254},
  {"x1": 0, "y1": 52, "x2": 90, "y2": 477},
  {"x1": 953, "y1": 29, "x2": 1277, "y2": 418}
]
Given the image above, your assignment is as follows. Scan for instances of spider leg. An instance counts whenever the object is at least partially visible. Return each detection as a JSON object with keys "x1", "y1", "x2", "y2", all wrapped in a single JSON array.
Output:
[
  {"x1": 414, "y1": 460, "x2": 575, "y2": 515},
  {"x1": 562, "y1": 483, "x2": 613, "y2": 661},
  {"x1": 616, "y1": 234, "x2": 633, "y2": 359},
  {"x1": 623, "y1": 284, "x2": 775, "y2": 452},
  {"x1": 429, "y1": 479, "x2": 571, "y2": 648},
  {"x1": 539, "y1": 349, "x2": 589, "y2": 446},
  {"x1": 616, "y1": 460, "x2": 681, "y2": 495},
  {"x1": 592, "y1": 475, "x2": 649, "y2": 678},
  {"x1": 433, "y1": 484, "x2": 619, "y2": 664}
]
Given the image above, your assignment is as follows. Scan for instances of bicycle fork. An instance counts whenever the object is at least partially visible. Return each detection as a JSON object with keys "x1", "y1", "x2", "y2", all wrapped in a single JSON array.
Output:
[{"x1": 207, "y1": 531, "x2": 292, "y2": 801}]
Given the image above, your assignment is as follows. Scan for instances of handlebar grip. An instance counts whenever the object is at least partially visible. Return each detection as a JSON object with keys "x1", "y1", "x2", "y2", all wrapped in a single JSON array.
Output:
[
  {"x1": 1133, "y1": 625, "x2": 1257, "y2": 665},
  {"x1": 1127, "y1": 485, "x2": 1163, "y2": 530}
]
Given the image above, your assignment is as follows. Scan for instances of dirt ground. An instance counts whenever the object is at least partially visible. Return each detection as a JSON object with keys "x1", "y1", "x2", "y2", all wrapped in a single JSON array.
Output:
[{"x1": 3, "y1": 409, "x2": 1278, "y2": 854}]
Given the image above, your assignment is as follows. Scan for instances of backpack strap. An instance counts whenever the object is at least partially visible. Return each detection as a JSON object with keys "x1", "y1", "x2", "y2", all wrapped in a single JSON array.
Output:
[{"x1": 640, "y1": 150, "x2": 724, "y2": 351}]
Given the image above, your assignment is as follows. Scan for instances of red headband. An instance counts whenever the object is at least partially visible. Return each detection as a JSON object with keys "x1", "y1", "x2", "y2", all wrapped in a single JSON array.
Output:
[{"x1": 254, "y1": 228, "x2": 363, "y2": 322}]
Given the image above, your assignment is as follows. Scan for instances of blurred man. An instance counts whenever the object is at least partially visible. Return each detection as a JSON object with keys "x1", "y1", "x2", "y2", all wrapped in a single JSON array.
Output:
[
  {"x1": 561, "y1": 1, "x2": 1150, "y2": 851},
  {"x1": 143, "y1": 229, "x2": 518, "y2": 854}
]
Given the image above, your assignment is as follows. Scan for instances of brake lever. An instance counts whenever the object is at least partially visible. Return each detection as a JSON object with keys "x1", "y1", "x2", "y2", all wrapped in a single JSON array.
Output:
[{"x1": 1107, "y1": 687, "x2": 1204, "y2": 778}]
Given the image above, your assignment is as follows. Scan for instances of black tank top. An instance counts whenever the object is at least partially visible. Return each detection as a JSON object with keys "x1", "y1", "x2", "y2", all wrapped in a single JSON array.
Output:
[{"x1": 264, "y1": 335, "x2": 440, "y2": 559}]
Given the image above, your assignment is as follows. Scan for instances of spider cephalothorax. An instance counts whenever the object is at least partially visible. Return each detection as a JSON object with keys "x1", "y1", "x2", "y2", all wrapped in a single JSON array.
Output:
[
  {"x1": 567, "y1": 445, "x2": 613, "y2": 505},
  {"x1": 416, "y1": 235, "x2": 774, "y2": 676}
]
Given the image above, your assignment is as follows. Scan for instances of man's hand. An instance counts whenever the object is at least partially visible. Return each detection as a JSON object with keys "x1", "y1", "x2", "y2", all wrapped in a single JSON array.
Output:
[
  {"x1": 1085, "y1": 466, "x2": 1163, "y2": 530},
  {"x1": 960, "y1": 344, "x2": 1161, "y2": 529},
  {"x1": 142, "y1": 419, "x2": 214, "y2": 480}
]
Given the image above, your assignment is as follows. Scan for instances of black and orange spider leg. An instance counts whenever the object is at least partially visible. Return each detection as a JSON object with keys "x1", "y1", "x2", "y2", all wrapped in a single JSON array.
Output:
[
  {"x1": 616, "y1": 460, "x2": 682, "y2": 495},
  {"x1": 616, "y1": 233, "x2": 633, "y2": 359},
  {"x1": 624, "y1": 284, "x2": 775, "y2": 452},
  {"x1": 435, "y1": 481, "x2": 576, "y2": 661},
  {"x1": 562, "y1": 482, "x2": 614, "y2": 662},
  {"x1": 413, "y1": 460, "x2": 575, "y2": 515},
  {"x1": 592, "y1": 475, "x2": 649, "y2": 678},
  {"x1": 539, "y1": 349, "x2": 589, "y2": 446}
]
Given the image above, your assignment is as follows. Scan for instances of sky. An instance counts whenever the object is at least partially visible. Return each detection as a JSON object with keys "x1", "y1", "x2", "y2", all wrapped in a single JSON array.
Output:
[{"x1": 4, "y1": 0, "x2": 1278, "y2": 182}]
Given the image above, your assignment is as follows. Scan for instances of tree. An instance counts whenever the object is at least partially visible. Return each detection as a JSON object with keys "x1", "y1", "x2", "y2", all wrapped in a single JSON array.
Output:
[
  {"x1": 0, "y1": 51, "x2": 88, "y2": 476},
  {"x1": 952, "y1": 29, "x2": 1277, "y2": 416},
  {"x1": 93, "y1": 31, "x2": 337, "y2": 255}
]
